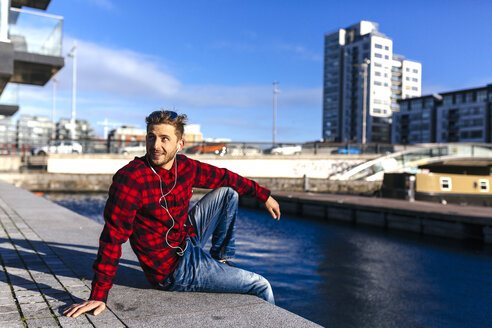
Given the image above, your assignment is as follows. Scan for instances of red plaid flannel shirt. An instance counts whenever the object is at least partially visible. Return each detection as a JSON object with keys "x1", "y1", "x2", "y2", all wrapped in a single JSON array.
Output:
[{"x1": 89, "y1": 154, "x2": 270, "y2": 302}]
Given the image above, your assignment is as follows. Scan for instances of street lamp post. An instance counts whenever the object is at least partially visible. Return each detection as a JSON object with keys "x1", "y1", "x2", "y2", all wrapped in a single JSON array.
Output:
[
  {"x1": 361, "y1": 59, "x2": 369, "y2": 145},
  {"x1": 68, "y1": 41, "x2": 77, "y2": 140},
  {"x1": 355, "y1": 58, "x2": 370, "y2": 145},
  {"x1": 272, "y1": 81, "x2": 279, "y2": 145},
  {"x1": 52, "y1": 76, "x2": 58, "y2": 140}
]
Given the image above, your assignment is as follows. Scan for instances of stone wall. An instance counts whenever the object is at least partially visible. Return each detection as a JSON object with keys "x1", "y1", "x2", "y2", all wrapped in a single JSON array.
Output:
[
  {"x1": 45, "y1": 154, "x2": 377, "y2": 178},
  {"x1": 0, "y1": 173, "x2": 381, "y2": 195},
  {"x1": 0, "y1": 156, "x2": 21, "y2": 171}
]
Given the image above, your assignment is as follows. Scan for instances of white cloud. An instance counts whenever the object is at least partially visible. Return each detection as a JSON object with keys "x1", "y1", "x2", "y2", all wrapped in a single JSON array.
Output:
[
  {"x1": 275, "y1": 43, "x2": 322, "y2": 62},
  {"x1": 54, "y1": 37, "x2": 320, "y2": 110},
  {"x1": 174, "y1": 84, "x2": 321, "y2": 110},
  {"x1": 58, "y1": 38, "x2": 181, "y2": 99},
  {"x1": 15, "y1": 37, "x2": 322, "y2": 140},
  {"x1": 83, "y1": 0, "x2": 115, "y2": 11}
]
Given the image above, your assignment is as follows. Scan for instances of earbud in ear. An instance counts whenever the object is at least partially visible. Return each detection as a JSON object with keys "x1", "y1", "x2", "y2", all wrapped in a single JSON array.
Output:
[{"x1": 178, "y1": 145, "x2": 182, "y2": 151}]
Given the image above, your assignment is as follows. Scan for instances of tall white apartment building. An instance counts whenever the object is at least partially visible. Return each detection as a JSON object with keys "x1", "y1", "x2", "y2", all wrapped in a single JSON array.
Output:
[{"x1": 322, "y1": 21, "x2": 421, "y2": 143}]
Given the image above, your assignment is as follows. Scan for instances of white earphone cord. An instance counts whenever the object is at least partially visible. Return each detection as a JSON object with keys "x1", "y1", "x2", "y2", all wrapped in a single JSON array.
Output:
[{"x1": 146, "y1": 152, "x2": 187, "y2": 256}]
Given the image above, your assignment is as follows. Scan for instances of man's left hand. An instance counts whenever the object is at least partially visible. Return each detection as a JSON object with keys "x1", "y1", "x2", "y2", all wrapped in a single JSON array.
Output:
[{"x1": 265, "y1": 196, "x2": 281, "y2": 220}]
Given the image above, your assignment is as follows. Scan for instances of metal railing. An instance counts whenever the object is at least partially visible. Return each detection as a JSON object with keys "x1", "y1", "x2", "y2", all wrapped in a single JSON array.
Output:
[
  {"x1": 0, "y1": 138, "x2": 413, "y2": 157},
  {"x1": 9, "y1": 7, "x2": 63, "y2": 57},
  {"x1": 332, "y1": 143, "x2": 492, "y2": 181}
]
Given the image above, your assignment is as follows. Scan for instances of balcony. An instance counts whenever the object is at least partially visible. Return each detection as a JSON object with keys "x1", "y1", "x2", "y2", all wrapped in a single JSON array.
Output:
[
  {"x1": 11, "y1": 0, "x2": 51, "y2": 10},
  {"x1": 391, "y1": 77, "x2": 401, "y2": 84},
  {"x1": 8, "y1": 7, "x2": 64, "y2": 86},
  {"x1": 391, "y1": 67, "x2": 402, "y2": 76}
]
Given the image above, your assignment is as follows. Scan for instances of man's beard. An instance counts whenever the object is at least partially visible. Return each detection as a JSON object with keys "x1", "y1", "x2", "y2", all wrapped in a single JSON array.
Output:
[{"x1": 147, "y1": 149, "x2": 177, "y2": 168}]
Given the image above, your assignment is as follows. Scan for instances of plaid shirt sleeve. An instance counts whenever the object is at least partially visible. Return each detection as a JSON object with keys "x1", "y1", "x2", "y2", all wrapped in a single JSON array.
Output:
[
  {"x1": 89, "y1": 167, "x2": 143, "y2": 302},
  {"x1": 192, "y1": 159, "x2": 271, "y2": 202}
]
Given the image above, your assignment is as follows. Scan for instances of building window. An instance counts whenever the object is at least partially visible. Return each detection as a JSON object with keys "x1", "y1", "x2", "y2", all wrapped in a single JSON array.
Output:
[
  {"x1": 406, "y1": 68, "x2": 410, "y2": 72},
  {"x1": 479, "y1": 179, "x2": 490, "y2": 192},
  {"x1": 440, "y1": 177, "x2": 452, "y2": 191},
  {"x1": 385, "y1": 55, "x2": 389, "y2": 60},
  {"x1": 374, "y1": 81, "x2": 382, "y2": 86},
  {"x1": 412, "y1": 69, "x2": 418, "y2": 73},
  {"x1": 443, "y1": 95, "x2": 453, "y2": 105},
  {"x1": 374, "y1": 62, "x2": 382, "y2": 67},
  {"x1": 375, "y1": 44, "x2": 383, "y2": 49},
  {"x1": 385, "y1": 46, "x2": 389, "y2": 50},
  {"x1": 470, "y1": 130, "x2": 483, "y2": 138},
  {"x1": 406, "y1": 77, "x2": 410, "y2": 81},
  {"x1": 375, "y1": 53, "x2": 382, "y2": 58},
  {"x1": 412, "y1": 87, "x2": 418, "y2": 91},
  {"x1": 375, "y1": 71, "x2": 382, "y2": 76},
  {"x1": 412, "y1": 78, "x2": 418, "y2": 82},
  {"x1": 411, "y1": 100, "x2": 422, "y2": 110},
  {"x1": 477, "y1": 90, "x2": 487, "y2": 102}
]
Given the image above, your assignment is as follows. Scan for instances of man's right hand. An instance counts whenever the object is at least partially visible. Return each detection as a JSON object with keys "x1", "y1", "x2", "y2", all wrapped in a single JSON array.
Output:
[{"x1": 63, "y1": 300, "x2": 106, "y2": 318}]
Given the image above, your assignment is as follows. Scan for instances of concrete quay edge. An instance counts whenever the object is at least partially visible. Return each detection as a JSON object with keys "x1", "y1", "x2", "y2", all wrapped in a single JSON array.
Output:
[
  {"x1": 0, "y1": 180, "x2": 321, "y2": 328},
  {"x1": 240, "y1": 191, "x2": 492, "y2": 243},
  {"x1": 273, "y1": 191, "x2": 492, "y2": 223}
]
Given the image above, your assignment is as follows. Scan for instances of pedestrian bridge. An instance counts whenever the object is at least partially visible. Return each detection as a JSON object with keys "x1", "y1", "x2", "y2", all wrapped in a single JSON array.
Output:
[{"x1": 330, "y1": 143, "x2": 492, "y2": 181}]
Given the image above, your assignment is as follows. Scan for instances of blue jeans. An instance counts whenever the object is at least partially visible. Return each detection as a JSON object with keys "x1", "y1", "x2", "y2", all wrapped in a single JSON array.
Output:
[{"x1": 158, "y1": 187, "x2": 275, "y2": 304}]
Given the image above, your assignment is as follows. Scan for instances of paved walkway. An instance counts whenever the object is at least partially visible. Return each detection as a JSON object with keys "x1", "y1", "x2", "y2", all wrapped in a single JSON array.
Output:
[{"x1": 0, "y1": 180, "x2": 320, "y2": 328}]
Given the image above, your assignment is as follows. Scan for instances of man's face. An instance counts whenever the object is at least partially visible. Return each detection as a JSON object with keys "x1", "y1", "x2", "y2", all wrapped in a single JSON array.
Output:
[{"x1": 146, "y1": 123, "x2": 184, "y2": 170}]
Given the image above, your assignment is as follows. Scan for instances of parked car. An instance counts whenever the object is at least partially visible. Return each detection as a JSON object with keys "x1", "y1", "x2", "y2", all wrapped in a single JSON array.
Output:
[
  {"x1": 117, "y1": 143, "x2": 146, "y2": 155},
  {"x1": 31, "y1": 140, "x2": 83, "y2": 156},
  {"x1": 336, "y1": 146, "x2": 361, "y2": 154},
  {"x1": 185, "y1": 143, "x2": 227, "y2": 155},
  {"x1": 227, "y1": 144, "x2": 262, "y2": 156},
  {"x1": 264, "y1": 144, "x2": 302, "y2": 155}
]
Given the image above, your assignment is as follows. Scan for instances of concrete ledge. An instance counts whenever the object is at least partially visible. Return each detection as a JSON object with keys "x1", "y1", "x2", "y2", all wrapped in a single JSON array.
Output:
[
  {"x1": 0, "y1": 172, "x2": 381, "y2": 194},
  {"x1": 387, "y1": 214, "x2": 421, "y2": 233},
  {"x1": 241, "y1": 191, "x2": 492, "y2": 243},
  {"x1": 44, "y1": 153, "x2": 371, "y2": 179},
  {"x1": 0, "y1": 156, "x2": 21, "y2": 171},
  {"x1": 0, "y1": 180, "x2": 320, "y2": 327}
]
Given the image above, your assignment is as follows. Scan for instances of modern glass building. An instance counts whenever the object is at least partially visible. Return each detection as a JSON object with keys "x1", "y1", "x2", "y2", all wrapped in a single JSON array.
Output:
[
  {"x1": 392, "y1": 84, "x2": 492, "y2": 144},
  {"x1": 322, "y1": 21, "x2": 421, "y2": 143}
]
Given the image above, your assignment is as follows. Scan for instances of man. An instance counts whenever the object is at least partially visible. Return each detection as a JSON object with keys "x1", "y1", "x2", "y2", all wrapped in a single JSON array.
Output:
[{"x1": 64, "y1": 110, "x2": 281, "y2": 318}]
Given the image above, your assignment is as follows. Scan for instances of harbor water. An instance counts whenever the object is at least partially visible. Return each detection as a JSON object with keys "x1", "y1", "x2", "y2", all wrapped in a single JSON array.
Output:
[{"x1": 49, "y1": 193, "x2": 492, "y2": 328}]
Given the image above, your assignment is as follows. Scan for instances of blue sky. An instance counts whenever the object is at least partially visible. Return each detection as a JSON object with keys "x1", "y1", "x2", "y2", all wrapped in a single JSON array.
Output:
[{"x1": 16, "y1": 0, "x2": 492, "y2": 142}]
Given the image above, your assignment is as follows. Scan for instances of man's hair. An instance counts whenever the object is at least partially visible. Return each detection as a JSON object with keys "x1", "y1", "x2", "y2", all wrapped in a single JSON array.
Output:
[{"x1": 145, "y1": 110, "x2": 187, "y2": 139}]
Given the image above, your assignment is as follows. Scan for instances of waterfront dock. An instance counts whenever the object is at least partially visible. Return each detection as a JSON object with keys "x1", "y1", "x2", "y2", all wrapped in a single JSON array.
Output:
[
  {"x1": 0, "y1": 180, "x2": 320, "y2": 328},
  {"x1": 241, "y1": 191, "x2": 492, "y2": 243}
]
